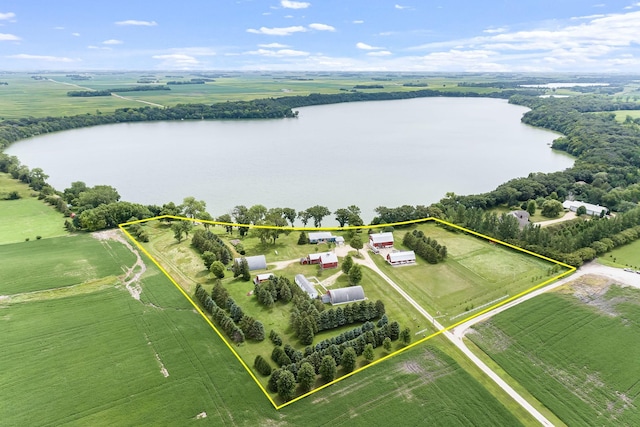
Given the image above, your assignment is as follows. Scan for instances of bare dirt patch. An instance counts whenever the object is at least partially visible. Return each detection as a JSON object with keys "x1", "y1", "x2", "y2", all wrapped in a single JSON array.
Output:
[{"x1": 554, "y1": 274, "x2": 631, "y2": 317}]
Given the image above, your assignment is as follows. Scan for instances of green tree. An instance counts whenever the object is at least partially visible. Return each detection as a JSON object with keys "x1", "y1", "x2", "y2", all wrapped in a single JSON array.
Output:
[
  {"x1": 297, "y1": 362, "x2": 316, "y2": 393},
  {"x1": 210, "y1": 261, "x2": 225, "y2": 279},
  {"x1": 306, "y1": 205, "x2": 331, "y2": 227},
  {"x1": 363, "y1": 343, "x2": 375, "y2": 363},
  {"x1": 400, "y1": 328, "x2": 412, "y2": 346},
  {"x1": 526, "y1": 200, "x2": 536, "y2": 216},
  {"x1": 297, "y1": 231, "x2": 308, "y2": 245},
  {"x1": 341, "y1": 347, "x2": 357, "y2": 373},
  {"x1": 182, "y1": 196, "x2": 206, "y2": 219},
  {"x1": 268, "y1": 369, "x2": 282, "y2": 393},
  {"x1": 202, "y1": 251, "x2": 217, "y2": 269},
  {"x1": 282, "y1": 207, "x2": 297, "y2": 227},
  {"x1": 350, "y1": 235, "x2": 363, "y2": 254},
  {"x1": 172, "y1": 222, "x2": 185, "y2": 243},
  {"x1": 348, "y1": 263, "x2": 363, "y2": 286},
  {"x1": 297, "y1": 210, "x2": 311, "y2": 227},
  {"x1": 319, "y1": 355, "x2": 337, "y2": 382},
  {"x1": 248, "y1": 204, "x2": 268, "y2": 224},
  {"x1": 299, "y1": 317, "x2": 315, "y2": 345},
  {"x1": 334, "y1": 208, "x2": 350, "y2": 227},
  {"x1": 277, "y1": 369, "x2": 296, "y2": 401},
  {"x1": 76, "y1": 185, "x2": 120, "y2": 209},
  {"x1": 341, "y1": 254, "x2": 354, "y2": 274},
  {"x1": 576, "y1": 205, "x2": 587, "y2": 216},
  {"x1": 541, "y1": 199, "x2": 564, "y2": 218},
  {"x1": 383, "y1": 337, "x2": 392, "y2": 352}
]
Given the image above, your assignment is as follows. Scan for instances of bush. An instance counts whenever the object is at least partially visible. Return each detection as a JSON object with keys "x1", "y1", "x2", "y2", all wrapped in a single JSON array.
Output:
[{"x1": 254, "y1": 355, "x2": 272, "y2": 376}]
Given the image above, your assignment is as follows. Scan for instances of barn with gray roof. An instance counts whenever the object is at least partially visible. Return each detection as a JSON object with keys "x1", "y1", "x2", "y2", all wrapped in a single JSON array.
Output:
[
  {"x1": 295, "y1": 274, "x2": 318, "y2": 299},
  {"x1": 327, "y1": 286, "x2": 365, "y2": 305},
  {"x1": 234, "y1": 255, "x2": 267, "y2": 271}
]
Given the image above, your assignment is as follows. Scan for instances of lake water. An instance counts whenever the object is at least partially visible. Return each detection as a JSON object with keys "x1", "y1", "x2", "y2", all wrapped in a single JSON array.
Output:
[{"x1": 6, "y1": 97, "x2": 573, "y2": 223}]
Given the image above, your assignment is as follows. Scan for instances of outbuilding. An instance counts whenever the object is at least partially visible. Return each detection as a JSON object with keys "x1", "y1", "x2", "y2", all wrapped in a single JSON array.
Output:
[
  {"x1": 308, "y1": 232, "x2": 335, "y2": 244},
  {"x1": 369, "y1": 232, "x2": 394, "y2": 249},
  {"x1": 294, "y1": 274, "x2": 318, "y2": 299},
  {"x1": 386, "y1": 250, "x2": 416, "y2": 265},
  {"x1": 253, "y1": 273, "x2": 274, "y2": 284},
  {"x1": 562, "y1": 200, "x2": 608, "y2": 217},
  {"x1": 234, "y1": 255, "x2": 267, "y2": 271},
  {"x1": 320, "y1": 252, "x2": 338, "y2": 269},
  {"x1": 327, "y1": 286, "x2": 366, "y2": 305}
]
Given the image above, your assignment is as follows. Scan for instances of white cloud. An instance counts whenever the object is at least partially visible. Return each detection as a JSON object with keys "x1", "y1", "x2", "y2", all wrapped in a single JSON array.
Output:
[
  {"x1": 8, "y1": 54, "x2": 77, "y2": 62},
  {"x1": 72, "y1": 32, "x2": 80, "y2": 37},
  {"x1": 244, "y1": 48, "x2": 309, "y2": 57},
  {"x1": 353, "y1": 20, "x2": 364, "y2": 24},
  {"x1": 281, "y1": 1, "x2": 310, "y2": 9},
  {"x1": 367, "y1": 50, "x2": 392, "y2": 56},
  {"x1": 102, "y1": 39, "x2": 123, "y2": 45},
  {"x1": 152, "y1": 54, "x2": 200, "y2": 68},
  {"x1": 115, "y1": 20, "x2": 158, "y2": 26},
  {"x1": 53, "y1": 26, "x2": 65, "y2": 30},
  {"x1": 0, "y1": 33, "x2": 20, "y2": 41},
  {"x1": 0, "y1": 12, "x2": 16, "y2": 20},
  {"x1": 395, "y1": 4, "x2": 409, "y2": 10},
  {"x1": 88, "y1": 45, "x2": 111, "y2": 50},
  {"x1": 284, "y1": 15, "x2": 294, "y2": 18},
  {"x1": 308, "y1": 23, "x2": 335, "y2": 31},
  {"x1": 247, "y1": 26, "x2": 307, "y2": 36},
  {"x1": 258, "y1": 42, "x2": 290, "y2": 48},
  {"x1": 356, "y1": 42, "x2": 383, "y2": 50},
  {"x1": 483, "y1": 27, "x2": 507, "y2": 34}
]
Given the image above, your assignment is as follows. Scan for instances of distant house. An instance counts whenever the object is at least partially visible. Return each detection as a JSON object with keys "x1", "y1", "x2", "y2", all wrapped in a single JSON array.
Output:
[
  {"x1": 508, "y1": 210, "x2": 530, "y2": 229},
  {"x1": 387, "y1": 250, "x2": 416, "y2": 266},
  {"x1": 562, "y1": 200, "x2": 608, "y2": 217},
  {"x1": 301, "y1": 252, "x2": 338, "y2": 269},
  {"x1": 327, "y1": 286, "x2": 366, "y2": 305},
  {"x1": 308, "y1": 232, "x2": 335, "y2": 244},
  {"x1": 295, "y1": 274, "x2": 318, "y2": 299},
  {"x1": 234, "y1": 255, "x2": 267, "y2": 271},
  {"x1": 369, "y1": 232, "x2": 394, "y2": 249},
  {"x1": 334, "y1": 236, "x2": 345, "y2": 246},
  {"x1": 253, "y1": 273, "x2": 274, "y2": 285}
]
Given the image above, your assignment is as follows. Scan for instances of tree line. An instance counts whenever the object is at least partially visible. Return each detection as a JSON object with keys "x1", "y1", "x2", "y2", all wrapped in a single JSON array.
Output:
[
  {"x1": 67, "y1": 86, "x2": 170, "y2": 96},
  {"x1": 403, "y1": 230, "x2": 447, "y2": 263}
]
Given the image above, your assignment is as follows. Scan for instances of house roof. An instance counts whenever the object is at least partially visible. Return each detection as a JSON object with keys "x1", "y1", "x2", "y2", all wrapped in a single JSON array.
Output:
[
  {"x1": 309, "y1": 232, "x2": 333, "y2": 241},
  {"x1": 308, "y1": 253, "x2": 322, "y2": 261},
  {"x1": 295, "y1": 274, "x2": 318, "y2": 298},
  {"x1": 320, "y1": 252, "x2": 338, "y2": 264},
  {"x1": 369, "y1": 232, "x2": 394, "y2": 244},
  {"x1": 328, "y1": 286, "x2": 365, "y2": 305},
  {"x1": 562, "y1": 200, "x2": 608, "y2": 215},
  {"x1": 388, "y1": 251, "x2": 416, "y2": 262},
  {"x1": 255, "y1": 273, "x2": 274, "y2": 281},
  {"x1": 508, "y1": 210, "x2": 530, "y2": 228},
  {"x1": 234, "y1": 255, "x2": 267, "y2": 271}
]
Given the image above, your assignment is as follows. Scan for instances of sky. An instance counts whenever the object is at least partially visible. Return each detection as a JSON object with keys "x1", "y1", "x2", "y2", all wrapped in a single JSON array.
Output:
[{"x1": 1, "y1": 0, "x2": 640, "y2": 72}]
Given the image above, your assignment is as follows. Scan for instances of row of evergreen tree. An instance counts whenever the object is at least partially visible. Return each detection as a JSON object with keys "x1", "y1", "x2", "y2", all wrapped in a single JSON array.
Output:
[
  {"x1": 191, "y1": 229, "x2": 232, "y2": 265},
  {"x1": 402, "y1": 230, "x2": 447, "y2": 263}
]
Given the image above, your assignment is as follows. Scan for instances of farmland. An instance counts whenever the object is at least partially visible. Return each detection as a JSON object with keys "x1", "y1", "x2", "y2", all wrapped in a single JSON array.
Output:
[
  {"x1": 371, "y1": 222, "x2": 566, "y2": 325},
  {"x1": 467, "y1": 275, "x2": 640, "y2": 426},
  {"x1": 0, "y1": 229, "x2": 533, "y2": 425}
]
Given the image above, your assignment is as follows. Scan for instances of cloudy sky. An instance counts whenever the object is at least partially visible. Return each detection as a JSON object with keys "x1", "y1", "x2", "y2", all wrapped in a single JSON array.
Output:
[{"x1": 1, "y1": 0, "x2": 640, "y2": 71}]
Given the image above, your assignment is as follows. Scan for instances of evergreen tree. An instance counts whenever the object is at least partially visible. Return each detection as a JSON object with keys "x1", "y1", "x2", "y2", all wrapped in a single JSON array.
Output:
[
  {"x1": 210, "y1": 261, "x2": 225, "y2": 279},
  {"x1": 341, "y1": 254, "x2": 354, "y2": 274},
  {"x1": 297, "y1": 362, "x2": 316, "y2": 393},
  {"x1": 363, "y1": 343, "x2": 375, "y2": 363},
  {"x1": 319, "y1": 355, "x2": 337, "y2": 382},
  {"x1": 299, "y1": 317, "x2": 315, "y2": 345},
  {"x1": 383, "y1": 337, "x2": 392, "y2": 352},
  {"x1": 400, "y1": 328, "x2": 412, "y2": 346},
  {"x1": 297, "y1": 231, "x2": 308, "y2": 245},
  {"x1": 277, "y1": 370, "x2": 297, "y2": 402},
  {"x1": 389, "y1": 321, "x2": 400, "y2": 340},
  {"x1": 348, "y1": 263, "x2": 363, "y2": 286},
  {"x1": 268, "y1": 369, "x2": 282, "y2": 393},
  {"x1": 341, "y1": 347, "x2": 357, "y2": 373}
]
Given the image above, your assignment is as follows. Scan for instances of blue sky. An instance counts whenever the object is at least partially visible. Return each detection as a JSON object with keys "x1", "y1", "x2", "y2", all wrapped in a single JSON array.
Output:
[{"x1": 1, "y1": 0, "x2": 640, "y2": 71}]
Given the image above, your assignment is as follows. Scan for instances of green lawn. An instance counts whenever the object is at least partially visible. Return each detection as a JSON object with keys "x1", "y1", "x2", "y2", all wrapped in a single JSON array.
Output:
[
  {"x1": 598, "y1": 239, "x2": 640, "y2": 269},
  {"x1": 0, "y1": 230, "x2": 533, "y2": 426},
  {"x1": 468, "y1": 276, "x2": 640, "y2": 426},
  {"x1": 371, "y1": 223, "x2": 564, "y2": 325}
]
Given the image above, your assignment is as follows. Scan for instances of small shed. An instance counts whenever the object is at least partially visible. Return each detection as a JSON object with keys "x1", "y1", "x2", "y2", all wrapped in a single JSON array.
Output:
[
  {"x1": 320, "y1": 252, "x2": 338, "y2": 269},
  {"x1": 334, "y1": 236, "x2": 345, "y2": 246},
  {"x1": 253, "y1": 273, "x2": 274, "y2": 285},
  {"x1": 387, "y1": 250, "x2": 416, "y2": 265},
  {"x1": 295, "y1": 274, "x2": 318, "y2": 299},
  {"x1": 308, "y1": 232, "x2": 335, "y2": 244},
  {"x1": 369, "y1": 232, "x2": 394, "y2": 249},
  {"x1": 234, "y1": 255, "x2": 267, "y2": 271},
  {"x1": 327, "y1": 286, "x2": 365, "y2": 305}
]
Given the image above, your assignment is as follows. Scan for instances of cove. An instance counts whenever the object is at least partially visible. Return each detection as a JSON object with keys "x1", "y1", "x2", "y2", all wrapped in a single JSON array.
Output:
[{"x1": 6, "y1": 97, "x2": 573, "y2": 222}]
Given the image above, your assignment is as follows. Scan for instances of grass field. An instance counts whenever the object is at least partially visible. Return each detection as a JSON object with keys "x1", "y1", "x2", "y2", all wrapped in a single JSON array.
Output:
[
  {"x1": 598, "y1": 239, "x2": 640, "y2": 269},
  {"x1": 371, "y1": 223, "x2": 566, "y2": 325},
  {"x1": 0, "y1": 231, "x2": 533, "y2": 425},
  {"x1": 0, "y1": 173, "x2": 67, "y2": 244},
  {"x1": 613, "y1": 109, "x2": 640, "y2": 123},
  {"x1": 467, "y1": 275, "x2": 640, "y2": 426}
]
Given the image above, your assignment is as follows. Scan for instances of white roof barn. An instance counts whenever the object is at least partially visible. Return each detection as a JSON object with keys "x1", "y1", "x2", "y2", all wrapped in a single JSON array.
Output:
[
  {"x1": 369, "y1": 232, "x2": 394, "y2": 248},
  {"x1": 387, "y1": 251, "x2": 416, "y2": 265},
  {"x1": 308, "y1": 232, "x2": 334, "y2": 243},
  {"x1": 562, "y1": 200, "x2": 608, "y2": 217},
  {"x1": 295, "y1": 274, "x2": 318, "y2": 299},
  {"x1": 234, "y1": 255, "x2": 267, "y2": 271},
  {"x1": 327, "y1": 286, "x2": 365, "y2": 305}
]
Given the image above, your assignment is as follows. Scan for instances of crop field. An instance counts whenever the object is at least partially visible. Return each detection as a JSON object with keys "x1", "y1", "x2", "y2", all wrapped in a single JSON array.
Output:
[
  {"x1": 467, "y1": 275, "x2": 640, "y2": 426},
  {"x1": 0, "y1": 230, "x2": 532, "y2": 425},
  {"x1": 371, "y1": 223, "x2": 566, "y2": 324},
  {"x1": 0, "y1": 71, "x2": 493, "y2": 119}
]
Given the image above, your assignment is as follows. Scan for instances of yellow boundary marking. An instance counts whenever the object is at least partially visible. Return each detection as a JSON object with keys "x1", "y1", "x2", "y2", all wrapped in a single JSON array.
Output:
[{"x1": 118, "y1": 215, "x2": 576, "y2": 410}]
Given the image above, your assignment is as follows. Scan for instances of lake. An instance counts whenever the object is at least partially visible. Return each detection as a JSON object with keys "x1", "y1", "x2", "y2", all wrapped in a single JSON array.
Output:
[{"x1": 6, "y1": 97, "x2": 573, "y2": 223}]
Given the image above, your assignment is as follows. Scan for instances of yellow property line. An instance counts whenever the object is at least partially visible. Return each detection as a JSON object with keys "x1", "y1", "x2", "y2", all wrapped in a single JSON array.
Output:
[{"x1": 118, "y1": 215, "x2": 575, "y2": 410}]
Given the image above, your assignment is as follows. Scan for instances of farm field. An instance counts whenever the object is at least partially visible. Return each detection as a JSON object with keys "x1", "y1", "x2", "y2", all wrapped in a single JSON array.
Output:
[
  {"x1": 0, "y1": 71, "x2": 493, "y2": 119},
  {"x1": 371, "y1": 222, "x2": 567, "y2": 325},
  {"x1": 0, "y1": 173, "x2": 67, "y2": 244},
  {"x1": 0, "y1": 231, "x2": 533, "y2": 425},
  {"x1": 467, "y1": 275, "x2": 640, "y2": 426}
]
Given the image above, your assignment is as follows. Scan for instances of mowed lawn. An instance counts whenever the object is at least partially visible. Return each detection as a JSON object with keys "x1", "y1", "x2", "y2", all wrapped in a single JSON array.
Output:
[
  {"x1": 468, "y1": 277, "x2": 640, "y2": 426},
  {"x1": 0, "y1": 232, "x2": 530, "y2": 426},
  {"x1": 0, "y1": 234, "x2": 135, "y2": 294},
  {"x1": 598, "y1": 239, "x2": 640, "y2": 270},
  {"x1": 372, "y1": 223, "x2": 564, "y2": 325}
]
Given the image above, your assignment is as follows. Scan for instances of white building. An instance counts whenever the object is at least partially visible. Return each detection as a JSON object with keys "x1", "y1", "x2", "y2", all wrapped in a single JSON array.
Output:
[{"x1": 562, "y1": 200, "x2": 608, "y2": 217}]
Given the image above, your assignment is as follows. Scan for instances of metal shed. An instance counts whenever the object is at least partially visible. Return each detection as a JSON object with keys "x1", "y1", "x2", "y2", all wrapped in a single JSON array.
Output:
[{"x1": 327, "y1": 286, "x2": 365, "y2": 305}]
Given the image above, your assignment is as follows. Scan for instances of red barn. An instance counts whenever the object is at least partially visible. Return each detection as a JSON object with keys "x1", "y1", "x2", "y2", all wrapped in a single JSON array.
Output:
[
  {"x1": 369, "y1": 232, "x2": 394, "y2": 249},
  {"x1": 319, "y1": 252, "x2": 338, "y2": 269}
]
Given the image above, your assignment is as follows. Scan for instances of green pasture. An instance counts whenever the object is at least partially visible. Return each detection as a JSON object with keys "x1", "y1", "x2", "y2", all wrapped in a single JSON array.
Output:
[
  {"x1": 468, "y1": 277, "x2": 640, "y2": 426},
  {"x1": 613, "y1": 110, "x2": 640, "y2": 123},
  {"x1": 372, "y1": 223, "x2": 565, "y2": 324},
  {"x1": 0, "y1": 234, "x2": 135, "y2": 294},
  {"x1": 598, "y1": 239, "x2": 640, "y2": 269},
  {"x1": 0, "y1": 230, "x2": 531, "y2": 425}
]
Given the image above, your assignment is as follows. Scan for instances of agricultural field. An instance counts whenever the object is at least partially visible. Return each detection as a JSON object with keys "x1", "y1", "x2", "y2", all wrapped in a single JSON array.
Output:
[
  {"x1": 0, "y1": 71, "x2": 492, "y2": 119},
  {"x1": 0, "y1": 229, "x2": 533, "y2": 425},
  {"x1": 371, "y1": 222, "x2": 567, "y2": 325},
  {"x1": 0, "y1": 173, "x2": 67, "y2": 244},
  {"x1": 467, "y1": 275, "x2": 640, "y2": 426}
]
